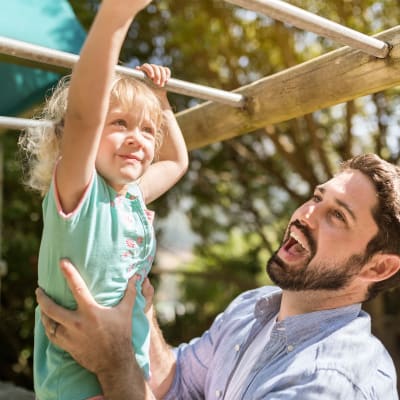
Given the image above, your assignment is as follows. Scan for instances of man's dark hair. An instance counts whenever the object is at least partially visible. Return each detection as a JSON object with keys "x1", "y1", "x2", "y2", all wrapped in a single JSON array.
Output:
[{"x1": 340, "y1": 153, "x2": 400, "y2": 300}]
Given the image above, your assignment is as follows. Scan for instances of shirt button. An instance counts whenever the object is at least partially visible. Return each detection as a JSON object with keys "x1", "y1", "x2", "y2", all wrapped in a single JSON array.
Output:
[
  {"x1": 216, "y1": 390, "x2": 222, "y2": 397},
  {"x1": 287, "y1": 344, "x2": 294, "y2": 352},
  {"x1": 234, "y1": 344, "x2": 240, "y2": 352}
]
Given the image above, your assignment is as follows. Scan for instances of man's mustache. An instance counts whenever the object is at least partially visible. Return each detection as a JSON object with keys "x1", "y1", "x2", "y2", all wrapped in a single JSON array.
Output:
[{"x1": 288, "y1": 219, "x2": 317, "y2": 256}]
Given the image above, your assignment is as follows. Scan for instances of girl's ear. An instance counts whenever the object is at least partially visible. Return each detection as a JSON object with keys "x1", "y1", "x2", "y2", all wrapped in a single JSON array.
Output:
[{"x1": 359, "y1": 254, "x2": 400, "y2": 282}]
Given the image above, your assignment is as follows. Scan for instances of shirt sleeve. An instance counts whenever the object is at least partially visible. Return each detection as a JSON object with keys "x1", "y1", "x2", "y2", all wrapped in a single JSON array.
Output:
[
  {"x1": 260, "y1": 368, "x2": 372, "y2": 400},
  {"x1": 163, "y1": 311, "x2": 225, "y2": 400}
]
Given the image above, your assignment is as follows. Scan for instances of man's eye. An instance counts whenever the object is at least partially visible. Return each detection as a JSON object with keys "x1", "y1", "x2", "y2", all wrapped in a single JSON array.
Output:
[
  {"x1": 312, "y1": 194, "x2": 322, "y2": 202},
  {"x1": 332, "y1": 210, "x2": 346, "y2": 222}
]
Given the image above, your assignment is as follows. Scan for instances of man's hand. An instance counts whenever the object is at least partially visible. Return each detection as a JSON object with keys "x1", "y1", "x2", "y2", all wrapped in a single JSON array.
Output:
[
  {"x1": 142, "y1": 277, "x2": 155, "y2": 318},
  {"x1": 37, "y1": 259, "x2": 157, "y2": 399},
  {"x1": 36, "y1": 259, "x2": 138, "y2": 375}
]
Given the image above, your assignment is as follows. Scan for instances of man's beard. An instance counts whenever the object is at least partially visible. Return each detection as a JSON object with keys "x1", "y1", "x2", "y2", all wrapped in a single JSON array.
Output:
[{"x1": 266, "y1": 220, "x2": 367, "y2": 291}]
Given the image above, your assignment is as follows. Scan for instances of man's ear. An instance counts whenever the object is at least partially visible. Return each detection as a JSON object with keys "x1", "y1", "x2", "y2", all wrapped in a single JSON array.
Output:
[{"x1": 360, "y1": 254, "x2": 400, "y2": 282}]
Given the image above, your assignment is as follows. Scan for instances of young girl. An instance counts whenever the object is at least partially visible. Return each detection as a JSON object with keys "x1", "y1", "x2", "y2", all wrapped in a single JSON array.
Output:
[{"x1": 18, "y1": 1, "x2": 188, "y2": 399}]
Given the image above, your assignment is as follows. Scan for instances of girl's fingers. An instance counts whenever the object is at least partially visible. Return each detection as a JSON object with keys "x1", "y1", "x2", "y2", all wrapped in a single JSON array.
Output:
[
  {"x1": 136, "y1": 63, "x2": 154, "y2": 79},
  {"x1": 159, "y1": 67, "x2": 168, "y2": 86},
  {"x1": 156, "y1": 65, "x2": 170, "y2": 86},
  {"x1": 165, "y1": 67, "x2": 171, "y2": 81},
  {"x1": 151, "y1": 66, "x2": 162, "y2": 85},
  {"x1": 137, "y1": 64, "x2": 171, "y2": 87}
]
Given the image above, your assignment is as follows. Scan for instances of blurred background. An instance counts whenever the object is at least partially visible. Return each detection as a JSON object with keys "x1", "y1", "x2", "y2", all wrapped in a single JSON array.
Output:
[{"x1": 0, "y1": 0, "x2": 399, "y2": 393}]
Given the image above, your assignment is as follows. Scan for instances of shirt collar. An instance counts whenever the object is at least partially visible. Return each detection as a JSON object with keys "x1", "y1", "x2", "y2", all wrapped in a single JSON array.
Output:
[{"x1": 254, "y1": 288, "x2": 362, "y2": 345}]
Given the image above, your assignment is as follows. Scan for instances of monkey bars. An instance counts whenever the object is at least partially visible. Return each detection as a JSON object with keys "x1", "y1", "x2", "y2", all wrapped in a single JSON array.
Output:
[
  {"x1": 225, "y1": 0, "x2": 390, "y2": 58},
  {"x1": 0, "y1": 36, "x2": 246, "y2": 108}
]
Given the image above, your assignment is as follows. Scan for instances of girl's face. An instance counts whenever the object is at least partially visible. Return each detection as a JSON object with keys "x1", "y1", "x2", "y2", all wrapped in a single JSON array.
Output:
[{"x1": 95, "y1": 104, "x2": 157, "y2": 194}]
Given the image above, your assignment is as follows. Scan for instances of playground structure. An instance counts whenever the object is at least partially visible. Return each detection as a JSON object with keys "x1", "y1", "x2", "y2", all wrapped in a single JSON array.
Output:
[
  {"x1": 0, "y1": 0, "x2": 399, "y2": 299},
  {"x1": 0, "y1": 0, "x2": 399, "y2": 151}
]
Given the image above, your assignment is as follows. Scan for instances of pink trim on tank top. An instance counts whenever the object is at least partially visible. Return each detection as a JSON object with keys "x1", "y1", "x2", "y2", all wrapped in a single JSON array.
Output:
[{"x1": 52, "y1": 161, "x2": 94, "y2": 219}]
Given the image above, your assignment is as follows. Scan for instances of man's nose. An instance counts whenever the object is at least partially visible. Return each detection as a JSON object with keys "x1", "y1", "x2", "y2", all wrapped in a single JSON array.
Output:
[{"x1": 298, "y1": 203, "x2": 319, "y2": 229}]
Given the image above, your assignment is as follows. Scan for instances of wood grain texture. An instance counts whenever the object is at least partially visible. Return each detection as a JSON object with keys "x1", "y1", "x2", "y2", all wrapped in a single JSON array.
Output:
[{"x1": 177, "y1": 26, "x2": 400, "y2": 150}]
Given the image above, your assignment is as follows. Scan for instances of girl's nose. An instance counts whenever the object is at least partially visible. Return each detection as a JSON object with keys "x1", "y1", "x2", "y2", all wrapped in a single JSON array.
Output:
[{"x1": 126, "y1": 128, "x2": 143, "y2": 146}]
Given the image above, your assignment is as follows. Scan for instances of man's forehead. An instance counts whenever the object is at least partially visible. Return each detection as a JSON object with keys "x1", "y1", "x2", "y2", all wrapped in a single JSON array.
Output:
[{"x1": 319, "y1": 170, "x2": 378, "y2": 218}]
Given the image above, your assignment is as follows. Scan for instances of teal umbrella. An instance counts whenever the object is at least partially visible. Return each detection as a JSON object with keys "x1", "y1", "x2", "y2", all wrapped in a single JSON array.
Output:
[{"x1": 0, "y1": 0, "x2": 86, "y2": 116}]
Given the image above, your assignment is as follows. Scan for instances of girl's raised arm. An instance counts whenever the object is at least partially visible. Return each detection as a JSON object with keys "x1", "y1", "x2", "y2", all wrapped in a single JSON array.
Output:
[
  {"x1": 137, "y1": 64, "x2": 189, "y2": 204},
  {"x1": 57, "y1": 0, "x2": 152, "y2": 213}
]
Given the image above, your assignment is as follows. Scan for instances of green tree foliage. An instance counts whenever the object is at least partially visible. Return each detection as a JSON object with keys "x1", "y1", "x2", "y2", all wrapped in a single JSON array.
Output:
[
  {"x1": 1, "y1": 0, "x2": 399, "y2": 390},
  {"x1": 0, "y1": 133, "x2": 41, "y2": 387}
]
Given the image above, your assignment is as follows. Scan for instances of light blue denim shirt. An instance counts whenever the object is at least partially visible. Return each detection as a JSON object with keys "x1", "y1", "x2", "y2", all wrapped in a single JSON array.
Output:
[{"x1": 164, "y1": 286, "x2": 398, "y2": 399}]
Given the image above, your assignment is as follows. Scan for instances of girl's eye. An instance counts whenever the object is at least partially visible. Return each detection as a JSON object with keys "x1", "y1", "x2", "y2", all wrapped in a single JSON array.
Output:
[
  {"x1": 143, "y1": 126, "x2": 155, "y2": 135},
  {"x1": 112, "y1": 119, "x2": 127, "y2": 127}
]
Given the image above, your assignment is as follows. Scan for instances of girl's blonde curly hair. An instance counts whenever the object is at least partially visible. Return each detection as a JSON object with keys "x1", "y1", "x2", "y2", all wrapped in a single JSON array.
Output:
[{"x1": 19, "y1": 74, "x2": 164, "y2": 196}]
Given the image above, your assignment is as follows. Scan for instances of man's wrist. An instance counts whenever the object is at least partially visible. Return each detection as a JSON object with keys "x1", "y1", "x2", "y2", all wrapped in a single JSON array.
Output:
[{"x1": 97, "y1": 349, "x2": 147, "y2": 399}]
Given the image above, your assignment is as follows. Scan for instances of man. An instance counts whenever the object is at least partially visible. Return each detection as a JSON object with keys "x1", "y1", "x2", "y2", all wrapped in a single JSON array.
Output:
[{"x1": 37, "y1": 153, "x2": 400, "y2": 399}]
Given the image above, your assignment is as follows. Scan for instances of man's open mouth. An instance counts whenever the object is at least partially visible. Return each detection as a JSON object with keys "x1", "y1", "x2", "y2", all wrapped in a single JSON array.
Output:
[{"x1": 283, "y1": 231, "x2": 309, "y2": 256}]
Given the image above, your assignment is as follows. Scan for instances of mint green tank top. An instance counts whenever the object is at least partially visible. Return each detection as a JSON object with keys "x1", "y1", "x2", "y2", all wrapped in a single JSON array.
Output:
[{"x1": 34, "y1": 172, "x2": 156, "y2": 400}]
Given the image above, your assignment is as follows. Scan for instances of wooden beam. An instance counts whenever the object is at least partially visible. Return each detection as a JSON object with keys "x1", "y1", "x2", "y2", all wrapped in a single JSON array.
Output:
[{"x1": 178, "y1": 26, "x2": 400, "y2": 151}]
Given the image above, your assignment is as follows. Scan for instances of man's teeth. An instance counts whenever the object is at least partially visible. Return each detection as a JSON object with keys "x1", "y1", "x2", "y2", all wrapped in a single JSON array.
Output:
[{"x1": 290, "y1": 232, "x2": 307, "y2": 250}]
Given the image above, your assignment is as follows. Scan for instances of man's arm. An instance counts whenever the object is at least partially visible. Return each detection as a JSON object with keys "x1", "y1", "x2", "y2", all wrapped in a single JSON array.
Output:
[
  {"x1": 142, "y1": 278, "x2": 177, "y2": 398},
  {"x1": 36, "y1": 259, "x2": 157, "y2": 400}
]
